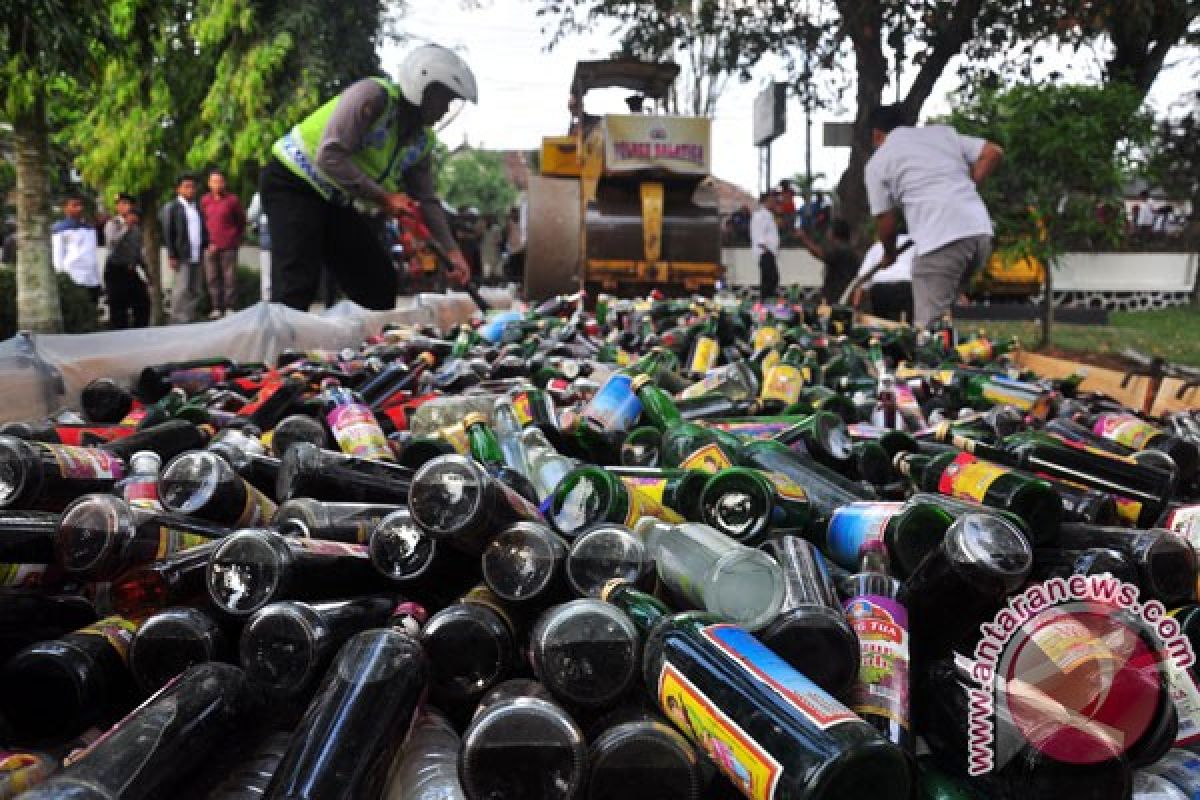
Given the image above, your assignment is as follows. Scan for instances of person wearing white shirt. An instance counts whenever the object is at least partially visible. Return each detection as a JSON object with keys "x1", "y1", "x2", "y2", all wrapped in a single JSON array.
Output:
[
  {"x1": 51, "y1": 195, "x2": 101, "y2": 303},
  {"x1": 855, "y1": 233, "x2": 915, "y2": 321},
  {"x1": 1136, "y1": 190, "x2": 1156, "y2": 236},
  {"x1": 247, "y1": 191, "x2": 271, "y2": 301},
  {"x1": 750, "y1": 192, "x2": 781, "y2": 300},
  {"x1": 864, "y1": 104, "x2": 1003, "y2": 328}
]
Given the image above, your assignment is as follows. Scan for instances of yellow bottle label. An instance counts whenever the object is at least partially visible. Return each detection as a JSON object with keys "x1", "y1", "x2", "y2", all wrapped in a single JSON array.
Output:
[
  {"x1": 681, "y1": 443, "x2": 733, "y2": 474},
  {"x1": 659, "y1": 663, "x2": 782, "y2": 800},
  {"x1": 752, "y1": 327, "x2": 782, "y2": 353},
  {"x1": 761, "y1": 350, "x2": 781, "y2": 374},
  {"x1": 689, "y1": 336, "x2": 719, "y2": 375},
  {"x1": 155, "y1": 528, "x2": 213, "y2": 560},
  {"x1": 760, "y1": 365, "x2": 804, "y2": 406},
  {"x1": 937, "y1": 452, "x2": 1009, "y2": 504},
  {"x1": 763, "y1": 472, "x2": 807, "y2": 503},
  {"x1": 235, "y1": 483, "x2": 278, "y2": 528},
  {"x1": 956, "y1": 338, "x2": 994, "y2": 363},
  {"x1": 622, "y1": 482, "x2": 684, "y2": 528},
  {"x1": 77, "y1": 616, "x2": 139, "y2": 663}
]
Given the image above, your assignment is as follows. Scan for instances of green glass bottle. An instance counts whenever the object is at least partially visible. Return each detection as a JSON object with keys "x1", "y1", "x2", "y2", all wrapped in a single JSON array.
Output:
[
  {"x1": 954, "y1": 373, "x2": 1056, "y2": 420},
  {"x1": 547, "y1": 466, "x2": 684, "y2": 538},
  {"x1": 738, "y1": 439, "x2": 876, "y2": 536},
  {"x1": 463, "y1": 412, "x2": 505, "y2": 468},
  {"x1": 786, "y1": 386, "x2": 858, "y2": 425},
  {"x1": 772, "y1": 411, "x2": 855, "y2": 472},
  {"x1": 637, "y1": 381, "x2": 742, "y2": 474},
  {"x1": 894, "y1": 451, "x2": 1062, "y2": 547},
  {"x1": 825, "y1": 499, "x2": 955, "y2": 579},
  {"x1": 607, "y1": 467, "x2": 709, "y2": 522},
  {"x1": 602, "y1": 582, "x2": 914, "y2": 800},
  {"x1": 699, "y1": 467, "x2": 810, "y2": 544},
  {"x1": 758, "y1": 345, "x2": 809, "y2": 414}
]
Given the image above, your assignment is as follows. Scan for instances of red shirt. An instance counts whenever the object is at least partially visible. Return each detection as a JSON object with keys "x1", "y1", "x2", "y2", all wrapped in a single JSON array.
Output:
[{"x1": 200, "y1": 191, "x2": 245, "y2": 251}]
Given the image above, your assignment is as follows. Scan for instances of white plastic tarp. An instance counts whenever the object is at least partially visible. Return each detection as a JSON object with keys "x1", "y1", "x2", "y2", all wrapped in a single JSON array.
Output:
[{"x1": 0, "y1": 289, "x2": 513, "y2": 425}]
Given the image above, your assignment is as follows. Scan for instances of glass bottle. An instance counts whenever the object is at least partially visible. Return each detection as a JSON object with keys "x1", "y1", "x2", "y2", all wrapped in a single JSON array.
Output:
[
  {"x1": 159, "y1": 450, "x2": 277, "y2": 527},
  {"x1": 275, "y1": 442, "x2": 413, "y2": 504},
  {"x1": 481, "y1": 521, "x2": 569, "y2": 606},
  {"x1": 264, "y1": 629, "x2": 428, "y2": 800},
  {"x1": 322, "y1": 382, "x2": 394, "y2": 462},
  {"x1": 119, "y1": 450, "x2": 162, "y2": 509},
  {"x1": 758, "y1": 536, "x2": 860, "y2": 698},
  {"x1": 81, "y1": 377, "x2": 135, "y2": 424},
  {"x1": 0, "y1": 615, "x2": 139, "y2": 741},
  {"x1": 547, "y1": 466, "x2": 684, "y2": 539},
  {"x1": 420, "y1": 587, "x2": 517, "y2": 713},
  {"x1": 841, "y1": 542, "x2": 911, "y2": 751},
  {"x1": 1055, "y1": 523, "x2": 1197, "y2": 608},
  {"x1": 56, "y1": 493, "x2": 228, "y2": 580},
  {"x1": 1083, "y1": 412, "x2": 1198, "y2": 481},
  {"x1": 383, "y1": 710, "x2": 466, "y2": 800},
  {"x1": 606, "y1": 466, "x2": 710, "y2": 522},
  {"x1": 1029, "y1": 546, "x2": 1139, "y2": 585},
  {"x1": 206, "y1": 528, "x2": 388, "y2": 617},
  {"x1": 523, "y1": 426, "x2": 580, "y2": 501},
  {"x1": 565, "y1": 524, "x2": 651, "y2": 598},
  {"x1": 128, "y1": 606, "x2": 228, "y2": 693},
  {"x1": 699, "y1": 467, "x2": 810, "y2": 544},
  {"x1": 530, "y1": 598, "x2": 640, "y2": 708},
  {"x1": 586, "y1": 715, "x2": 703, "y2": 800},
  {"x1": 602, "y1": 582, "x2": 914, "y2": 800},
  {"x1": 110, "y1": 541, "x2": 217, "y2": 618},
  {"x1": 270, "y1": 413, "x2": 330, "y2": 457},
  {"x1": 0, "y1": 593, "x2": 96, "y2": 665},
  {"x1": 894, "y1": 450, "x2": 1062, "y2": 547},
  {"x1": 0, "y1": 435, "x2": 126, "y2": 511},
  {"x1": 366, "y1": 508, "x2": 441, "y2": 584},
  {"x1": 94, "y1": 418, "x2": 210, "y2": 465},
  {"x1": 901, "y1": 513, "x2": 1032, "y2": 665},
  {"x1": 457, "y1": 681, "x2": 588, "y2": 800},
  {"x1": 206, "y1": 730, "x2": 294, "y2": 800},
  {"x1": 408, "y1": 454, "x2": 544, "y2": 555},
  {"x1": 274, "y1": 497, "x2": 404, "y2": 544},
  {"x1": 635, "y1": 518, "x2": 784, "y2": 631},
  {"x1": 18, "y1": 663, "x2": 252, "y2": 800},
  {"x1": 824, "y1": 499, "x2": 955, "y2": 579},
  {"x1": 239, "y1": 595, "x2": 397, "y2": 697},
  {"x1": 0, "y1": 510, "x2": 59, "y2": 590}
]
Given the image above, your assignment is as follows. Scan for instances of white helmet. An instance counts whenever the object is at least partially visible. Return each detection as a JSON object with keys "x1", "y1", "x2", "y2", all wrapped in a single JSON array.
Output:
[{"x1": 397, "y1": 45, "x2": 478, "y2": 106}]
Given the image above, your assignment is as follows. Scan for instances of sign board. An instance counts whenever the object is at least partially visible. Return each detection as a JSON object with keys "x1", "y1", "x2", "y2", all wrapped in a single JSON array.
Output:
[
  {"x1": 603, "y1": 115, "x2": 711, "y2": 175},
  {"x1": 753, "y1": 83, "x2": 787, "y2": 146},
  {"x1": 823, "y1": 122, "x2": 854, "y2": 148}
]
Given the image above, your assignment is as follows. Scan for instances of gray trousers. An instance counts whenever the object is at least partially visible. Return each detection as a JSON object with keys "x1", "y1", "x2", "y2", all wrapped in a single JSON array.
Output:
[
  {"x1": 169, "y1": 261, "x2": 203, "y2": 323},
  {"x1": 912, "y1": 234, "x2": 992, "y2": 328}
]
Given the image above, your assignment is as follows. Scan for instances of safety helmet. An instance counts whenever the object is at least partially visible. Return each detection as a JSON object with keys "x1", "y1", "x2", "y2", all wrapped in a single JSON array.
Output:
[{"x1": 397, "y1": 45, "x2": 479, "y2": 106}]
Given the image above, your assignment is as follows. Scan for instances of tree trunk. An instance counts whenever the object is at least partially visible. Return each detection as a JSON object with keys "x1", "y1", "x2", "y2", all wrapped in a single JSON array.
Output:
[
  {"x1": 834, "y1": 0, "x2": 888, "y2": 246},
  {"x1": 1040, "y1": 258, "x2": 1054, "y2": 350},
  {"x1": 139, "y1": 189, "x2": 165, "y2": 325},
  {"x1": 12, "y1": 93, "x2": 63, "y2": 334}
]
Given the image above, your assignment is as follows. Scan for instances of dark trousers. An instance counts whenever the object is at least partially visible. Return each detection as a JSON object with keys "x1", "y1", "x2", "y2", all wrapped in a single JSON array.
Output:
[
  {"x1": 759, "y1": 250, "x2": 779, "y2": 301},
  {"x1": 869, "y1": 281, "x2": 914, "y2": 322},
  {"x1": 259, "y1": 159, "x2": 396, "y2": 311},
  {"x1": 104, "y1": 262, "x2": 149, "y2": 329}
]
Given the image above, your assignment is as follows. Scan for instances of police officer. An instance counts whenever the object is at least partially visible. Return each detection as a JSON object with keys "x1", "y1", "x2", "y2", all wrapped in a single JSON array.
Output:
[{"x1": 261, "y1": 45, "x2": 477, "y2": 310}]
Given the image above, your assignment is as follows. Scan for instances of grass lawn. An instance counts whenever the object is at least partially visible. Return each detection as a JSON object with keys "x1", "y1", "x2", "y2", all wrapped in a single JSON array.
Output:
[{"x1": 971, "y1": 306, "x2": 1200, "y2": 368}]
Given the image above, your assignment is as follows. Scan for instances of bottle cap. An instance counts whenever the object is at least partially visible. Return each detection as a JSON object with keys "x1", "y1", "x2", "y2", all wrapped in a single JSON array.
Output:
[
  {"x1": 630, "y1": 374, "x2": 652, "y2": 392},
  {"x1": 462, "y1": 411, "x2": 487, "y2": 429}
]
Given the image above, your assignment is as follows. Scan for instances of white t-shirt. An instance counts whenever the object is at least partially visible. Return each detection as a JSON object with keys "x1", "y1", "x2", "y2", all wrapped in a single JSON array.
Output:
[
  {"x1": 179, "y1": 197, "x2": 203, "y2": 263},
  {"x1": 864, "y1": 125, "x2": 993, "y2": 255},
  {"x1": 750, "y1": 207, "x2": 780, "y2": 255},
  {"x1": 858, "y1": 235, "x2": 916, "y2": 286},
  {"x1": 1136, "y1": 200, "x2": 1156, "y2": 228}
]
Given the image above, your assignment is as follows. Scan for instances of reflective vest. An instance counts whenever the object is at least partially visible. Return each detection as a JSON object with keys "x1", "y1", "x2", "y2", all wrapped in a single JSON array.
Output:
[{"x1": 272, "y1": 77, "x2": 436, "y2": 204}]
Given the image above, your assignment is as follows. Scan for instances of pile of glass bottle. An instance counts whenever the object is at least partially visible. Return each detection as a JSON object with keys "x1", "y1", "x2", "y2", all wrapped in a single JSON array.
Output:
[{"x1": 2, "y1": 288, "x2": 1200, "y2": 800}]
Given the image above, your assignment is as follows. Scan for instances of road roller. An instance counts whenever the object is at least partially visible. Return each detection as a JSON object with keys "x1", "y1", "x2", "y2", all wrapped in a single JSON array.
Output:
[{"x1": 524, "y1": 59, "x2": 723, "y2": 301}]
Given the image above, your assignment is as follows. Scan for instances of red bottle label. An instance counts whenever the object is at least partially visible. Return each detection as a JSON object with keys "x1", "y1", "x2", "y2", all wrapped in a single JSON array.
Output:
[
  {"x1": 937, "y1": 452, "x2": 1008, "y2": 504},
  {"x1": 45, "y1": 444, "x2": 125, "y2": 481}
]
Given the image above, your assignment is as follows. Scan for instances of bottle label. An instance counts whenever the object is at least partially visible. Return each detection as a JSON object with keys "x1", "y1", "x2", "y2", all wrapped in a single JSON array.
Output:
[
  {"x1": 76, "y1": 616, "x2": 138, "y2": 663},
  {"x1": 0, "y1": 751, "x2": 52, "y2": 794},
  {"x1": 752, "y1": 327, "x2": 781, "y2": 353},
  {"x1": 326, "y1": 403, "x2": 393, "y2": 461},
  {"x1": 234, "y1": 483, "x2": 278, "y2": 528},
  {"x1": 167, "y1": 365, "x2": 229, "y2": 395},
  {"x1": 440, "y1": 422, "x2": 472, "y2": 456},
  {"x1": 937, "y1": 452, "x2": 1008, "y2": 504},
  {"x1": 119, "y1": 408, "x2": 148, "y2": 427},
  {"x1": 155, "y1": 528, "x2": 213, "y2": 560},
  {"x1": 679, "y1": 369, "x2": 725, "y2": 401},
  {"x1": 702, "y1": 624, "x2": 859, "y2": 728},
  {"x1": 1163, "y1": 505, "x2": 1200, "y2": 549},
  {"x1": 826, "y1": 502, "x2": 902, "y2": 569},
  {"x1": 46, "y1": 444, "x2": 125, "y2": 482},
  {"x1": 123, "y1": 479, "x2": 159, "y2": 509},
  {"x1": 1167, "y1": 612, "x2": 1200, "y2": 747},
  {"x1": 583, "y1": 374, "x2": 642, "y2": 433},
  {"x1": 847, "y1": 422, "x2": 887, "y2": 440},
  {"x1": 296, "y1": 538, "x2": 369, "y2": 558},
  {"x1": 1094, "y1": 414, "x2": 1158, "y2": 451},
  {"x1": 763, "y1": 472, "x2": 807, "y2": 503},
  {"x1": 1114, "y1": 496, "x2": 1145, "y2": 527},
  {"x1": 979, "y1": 381, "x2": 1035, "y2": 412},
  {"x1": 843, "y1": 594, "x2": 910, "y2": 731},
  {"x1": 705, "y1": 421, "x2": 791, "y2": 440},
  {"x1": 622, "y1": 476, "x2": 669, "y2": 504},
  {"x1": 689, "y1": 336, "x2": 719, "y2": 375},
  {"x1": 760, "y1": 349, "x2": 781, "y2": 375},
  {"x1": 955, "y1": 339, "x2": 993, "y2": 363},
  {"x1": 512, "y1": 391, "x2": 534, "y2": 426},
  {"x1": 680, "y1": 443, "x2": 733, "y2": 473},
  {"x1": 760, "y1": 365, "x2": 804, "y2": 406},
  {"x1": 0, "y1": 563, "x2": 50, "y2": 589},
  {"x1": 621, "y1": 481, "x2": 684, "y2": 528},
  {"x1": 659, "y1": 662, "x2": 783, "y2": 800}
]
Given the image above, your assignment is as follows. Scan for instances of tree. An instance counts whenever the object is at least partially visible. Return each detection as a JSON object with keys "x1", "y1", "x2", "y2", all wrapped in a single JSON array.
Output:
[
  {"x1": 437, "y1": 148, "x2": 518, "y2": 216},
  {"x1": 946, "y1": 83, "x2": 1154, "y2": 347},
  {"x1": 0, "y1": 1, "x2": 115, "y2": 332}
]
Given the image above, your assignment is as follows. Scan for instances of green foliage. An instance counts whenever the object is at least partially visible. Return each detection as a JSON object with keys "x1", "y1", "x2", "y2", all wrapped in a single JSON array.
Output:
[
  {"x1": 0, "y1": 270, "x2": 100, "y2": 339},
  {"x1": 944, "y1": 83, "x2": 1155, "y2": 263},
  {"x1": 437, "y1": 149, "x2": 518, "y2": 216},
  {"x1": 1148, "y1": 94, "x2": 1200, "y2": 221}
]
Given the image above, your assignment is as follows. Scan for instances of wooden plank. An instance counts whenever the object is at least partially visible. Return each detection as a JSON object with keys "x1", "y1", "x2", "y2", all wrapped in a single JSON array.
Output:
[{"x1": 1015, "y1": 351, "x2": 1200, "y2": 415}]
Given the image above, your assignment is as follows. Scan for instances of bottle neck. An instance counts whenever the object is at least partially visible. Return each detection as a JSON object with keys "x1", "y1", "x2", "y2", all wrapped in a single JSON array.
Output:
[{"x1": 601, "y1": 581, "x2": 669, "y2": 638}]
